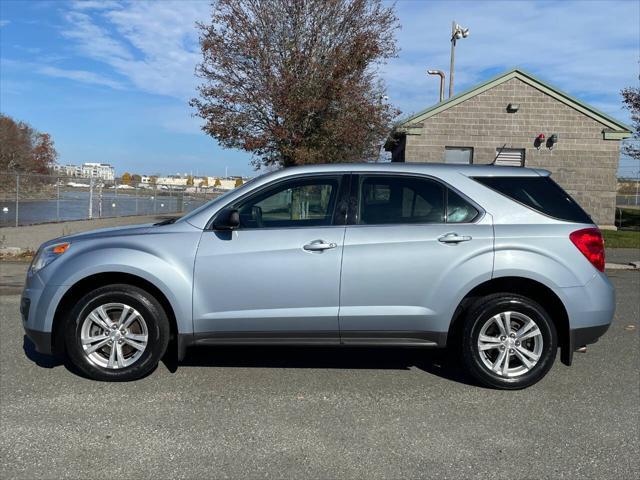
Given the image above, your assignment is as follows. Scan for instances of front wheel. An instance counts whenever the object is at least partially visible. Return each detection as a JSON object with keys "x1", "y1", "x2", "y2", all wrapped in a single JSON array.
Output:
[
  {"x1": 461, "y1": 294, "x2": 557, "y2": 390},
  {"x1": 64, "y1": 284, "x2": 170, "y2": 381}
]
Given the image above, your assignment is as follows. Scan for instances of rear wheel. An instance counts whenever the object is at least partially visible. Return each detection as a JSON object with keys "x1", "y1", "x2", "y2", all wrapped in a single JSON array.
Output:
[
  {"x1": 64, "y1": 284, "x2": 170, "y2": 381},
  {"x1": 461, "y1": 294, "x2": 557, "y2": 389}
]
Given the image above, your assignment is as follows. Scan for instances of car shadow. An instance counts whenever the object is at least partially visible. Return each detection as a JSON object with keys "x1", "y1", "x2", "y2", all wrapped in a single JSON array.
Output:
[
  {"x1": 23, "y1": 336, "x2": 478, "y2": 387},
  {"x1": 170, "y1": 345, "x2": 479, "y2": 387}
]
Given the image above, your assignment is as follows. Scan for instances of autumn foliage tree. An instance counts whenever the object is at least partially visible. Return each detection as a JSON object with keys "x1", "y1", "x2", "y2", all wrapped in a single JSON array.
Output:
[
  {"x1": 121, "y1": 172, "x2": 132, "y2": 185},
  {"x1": 0, "y1": 114, "x2": 58, "y2": 174},
  {"x1": 191, "y1": 0, "x2": 399, "y2": 169},
  {"x1": 621, "y1": 85, "x2": 640, "y2": 161}
]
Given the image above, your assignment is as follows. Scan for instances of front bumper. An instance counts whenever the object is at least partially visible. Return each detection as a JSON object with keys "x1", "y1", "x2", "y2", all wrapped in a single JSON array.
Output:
[
  {"x1": 21, "y1": 269, "x2": 64, "y2": 356},
  {"x1": 21, "y1": 286, "x2": 53, "y2": 355},
  {"x1": 24, "y1": 328, "x2": 53, "y2": 355}
]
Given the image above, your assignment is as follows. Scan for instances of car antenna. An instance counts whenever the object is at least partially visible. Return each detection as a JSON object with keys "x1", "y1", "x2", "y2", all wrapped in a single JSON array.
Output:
[{"x1": 491, "y1": 143, "x2": 507, "y2": 165}]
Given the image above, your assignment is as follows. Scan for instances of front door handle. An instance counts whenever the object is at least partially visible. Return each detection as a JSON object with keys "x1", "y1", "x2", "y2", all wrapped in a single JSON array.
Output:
[
  {"x1": 438, "y1": 233, "x2": 472, "y2": 244},
  {"x1": 303, "y1": 240, "x2": 337, "y2": 251}
]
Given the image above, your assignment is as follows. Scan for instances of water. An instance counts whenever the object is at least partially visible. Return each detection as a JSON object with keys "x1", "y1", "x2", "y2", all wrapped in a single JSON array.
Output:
[{"x1": 0, "y1": 191, "x2": 210, "y2": 227}]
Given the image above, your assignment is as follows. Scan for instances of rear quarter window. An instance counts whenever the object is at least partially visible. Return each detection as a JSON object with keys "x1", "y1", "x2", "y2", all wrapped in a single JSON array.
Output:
[{"x1": 473, "y1": 176, "x2": 593, "y2": 224}]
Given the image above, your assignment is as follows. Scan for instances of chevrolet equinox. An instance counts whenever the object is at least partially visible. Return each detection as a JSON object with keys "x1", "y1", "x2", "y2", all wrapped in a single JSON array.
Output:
[{"x1": 21, "y1": 164, "x2": 614, "y2": 389}]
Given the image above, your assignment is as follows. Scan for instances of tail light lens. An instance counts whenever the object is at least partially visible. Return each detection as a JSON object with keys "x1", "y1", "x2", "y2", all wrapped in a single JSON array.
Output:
[{"x1": 569, "y1": 228, "x2": 605, "y2": 272}]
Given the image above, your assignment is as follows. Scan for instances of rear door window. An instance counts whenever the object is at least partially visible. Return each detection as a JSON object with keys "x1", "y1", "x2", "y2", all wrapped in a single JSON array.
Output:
[
  {"x1": 447, "y1": 189, "x2": 479, "y2": 223},
  {"x1": 473, "y1": 176, "x2": 592, "y2": 223},
  {"x1": 358, "y1": 176, "x2": 445, "y2": 224}
]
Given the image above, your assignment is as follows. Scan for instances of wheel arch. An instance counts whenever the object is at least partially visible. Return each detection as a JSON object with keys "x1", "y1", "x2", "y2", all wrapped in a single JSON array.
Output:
[
  {"x1": 447, "y1": 276, "x2": 572, "y2": 365},
  {"x1": 51, "y1": 272, "x2": 180, "y2": 358}
]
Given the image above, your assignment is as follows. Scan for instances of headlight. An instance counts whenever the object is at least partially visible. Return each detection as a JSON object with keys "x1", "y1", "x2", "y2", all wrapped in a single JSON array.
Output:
[{"x1": 31, "y1": 242, "x2": 71, "y2": 273}]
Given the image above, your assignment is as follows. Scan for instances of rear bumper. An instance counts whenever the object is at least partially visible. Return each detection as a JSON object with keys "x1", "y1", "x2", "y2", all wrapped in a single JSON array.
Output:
[
  {"x1": 559, "y1": 272, "x2": 614, "y2": 366},
  {"x1": 571, "y1": 324, "x2": 610, "y2": 348},
  {"x1": 561, "y1": 324, "x2": 610, "y2": 367}
]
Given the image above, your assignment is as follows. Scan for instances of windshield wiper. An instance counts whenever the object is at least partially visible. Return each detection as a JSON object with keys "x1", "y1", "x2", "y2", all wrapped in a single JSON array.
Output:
[{"x1": 154, "y1": 217, "x2": 178, "y2": 226}]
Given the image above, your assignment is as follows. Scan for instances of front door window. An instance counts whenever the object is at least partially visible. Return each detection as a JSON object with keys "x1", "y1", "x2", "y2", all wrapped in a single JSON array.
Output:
[{"x1": 237, "y1": 177, "x2": 341, "y2": 228}]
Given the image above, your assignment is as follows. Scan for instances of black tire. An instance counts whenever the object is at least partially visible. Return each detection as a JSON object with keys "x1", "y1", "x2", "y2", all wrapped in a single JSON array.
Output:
[
  {"x1": 461, "y1": 293, "x2": 557, "y2": 390},
  {"x1": 64, "y1": 284, "x2": 170, "y2": 381}
]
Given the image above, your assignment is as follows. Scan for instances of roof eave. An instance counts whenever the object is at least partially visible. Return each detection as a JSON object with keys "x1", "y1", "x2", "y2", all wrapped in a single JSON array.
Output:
[{"x1": 398, "y1": 68, "x2": 632, "y2": 134}]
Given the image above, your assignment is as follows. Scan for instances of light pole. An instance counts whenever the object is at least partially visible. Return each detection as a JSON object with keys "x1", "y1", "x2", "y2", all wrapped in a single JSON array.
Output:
[
  {"x1": 449, "y1": 21, "x2": 470, "y2": 98},
  {"x1": 427, "y1": 70, "x2": 446, "y2": 102}
]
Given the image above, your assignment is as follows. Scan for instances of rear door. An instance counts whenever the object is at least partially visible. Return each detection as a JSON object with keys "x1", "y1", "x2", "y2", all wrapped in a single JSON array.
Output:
[{"x1": 338, "y1": 173, "x2": 494, "y2": 343}]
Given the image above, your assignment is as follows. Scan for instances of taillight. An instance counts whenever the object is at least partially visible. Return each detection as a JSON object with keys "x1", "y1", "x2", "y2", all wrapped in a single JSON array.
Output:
[{"x1": 569, "y1": 228, "x2": 605, "y2": 272}]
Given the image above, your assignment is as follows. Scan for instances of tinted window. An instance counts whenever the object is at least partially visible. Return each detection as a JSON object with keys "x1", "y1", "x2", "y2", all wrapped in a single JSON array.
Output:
[
  {"x1": 358, "y1": 176, "x2": 445, "y2": 224},
  {"x1": 237, "y1": 177, "x2": 340, "y2": 228},
  {"x1": 447, "y1": 189, "x2": 479, "y2": 223},
  {"x1": 474, "y1": 176, "x2": 592, "y2": 223}
]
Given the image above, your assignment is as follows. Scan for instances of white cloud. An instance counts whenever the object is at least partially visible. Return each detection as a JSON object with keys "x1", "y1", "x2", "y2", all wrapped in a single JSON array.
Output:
[
  {"x1": 38, "y1": 66, "x2": 125, "y2": 89},
  {"x1": 71, "y1": 0, "x2": 122, "y2": 10},
  {"x1": 385, "y1": 0, "x2": 639, "y2": 118},
  {"x1": 55, "y1": 0, "x2": 638, "y2": 124},
  {"x1": 0, "y1": 20, "x2": 10, "y2": 28},
  {"x1": 60, "y1": 0, "x2": 207, "y2": 99}
]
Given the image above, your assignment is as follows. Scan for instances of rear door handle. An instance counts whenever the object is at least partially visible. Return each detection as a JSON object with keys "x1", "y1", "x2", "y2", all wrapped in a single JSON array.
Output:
[
  {"x1": 303, "y1": 240, "x2": 337, "y2": 251},
  {"x1": 438, "y1": 233, "x2": 472, "y2": 244}
]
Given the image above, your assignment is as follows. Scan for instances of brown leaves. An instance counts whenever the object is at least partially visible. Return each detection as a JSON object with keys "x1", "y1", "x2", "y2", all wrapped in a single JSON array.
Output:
[
  {"x1": 621, "y1": 86, "x2": 639, "y2": 161},
  {"x1": 191, "y1": 0, "x2": 400, "y2": 169},
  {"x1": 0, "y1": 114, "x2": 58, "y2": 174}
]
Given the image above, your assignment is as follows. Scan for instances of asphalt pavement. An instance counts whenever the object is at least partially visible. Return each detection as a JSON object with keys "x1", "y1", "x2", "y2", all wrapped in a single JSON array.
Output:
[{"x1": 0, "y1": 264, "x2": 638, "y2": 479}]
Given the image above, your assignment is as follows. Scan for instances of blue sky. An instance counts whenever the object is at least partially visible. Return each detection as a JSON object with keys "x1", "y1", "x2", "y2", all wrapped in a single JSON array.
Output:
[{"x1": 1, "y1": 0, "x2": 638, "y2": 177}]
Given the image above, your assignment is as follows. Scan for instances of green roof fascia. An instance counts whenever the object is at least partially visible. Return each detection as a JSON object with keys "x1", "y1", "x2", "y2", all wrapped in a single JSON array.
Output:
[
  {"x1": 398, "y1": 68, "x2": 632, "y2": 134},
  {"x1": 602, "y1": 129, "x2": 632, "y2": 140}
]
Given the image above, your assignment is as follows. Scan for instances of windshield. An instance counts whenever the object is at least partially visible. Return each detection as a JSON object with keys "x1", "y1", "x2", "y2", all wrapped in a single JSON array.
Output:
[{"x1": 173, "y1": 174, "x2": 265, "y2": 225}]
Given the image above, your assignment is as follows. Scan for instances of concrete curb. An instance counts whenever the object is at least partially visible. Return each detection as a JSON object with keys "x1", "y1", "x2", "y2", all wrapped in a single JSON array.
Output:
[{"x1": 605, "y1": 262, "x2": 640, "y2": 270}]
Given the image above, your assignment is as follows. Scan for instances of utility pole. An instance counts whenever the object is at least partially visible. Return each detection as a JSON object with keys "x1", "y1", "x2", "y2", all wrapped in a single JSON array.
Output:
[
  {"x1": 88, "y1": 178, "x2": 93, "y2": 219},
  {"x1": 449, "y1": 21, "x2": 470, "y2": 98}
]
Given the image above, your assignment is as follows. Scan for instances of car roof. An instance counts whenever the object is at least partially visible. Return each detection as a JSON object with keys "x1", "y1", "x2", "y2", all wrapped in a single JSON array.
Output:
[{"x1": 277, "y1": 162, "x2": 549, "y2": 177}]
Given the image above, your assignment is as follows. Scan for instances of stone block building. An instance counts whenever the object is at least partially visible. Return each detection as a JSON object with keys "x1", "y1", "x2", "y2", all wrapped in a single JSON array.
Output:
[{"x1": 385, "y1": 69, "x2": 631, "y2": 226}]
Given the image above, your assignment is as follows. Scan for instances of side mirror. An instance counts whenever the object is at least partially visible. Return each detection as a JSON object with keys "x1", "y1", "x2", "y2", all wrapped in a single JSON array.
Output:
[{"x1": 213, "y1": 208, "x2": 240, "y2": 230}]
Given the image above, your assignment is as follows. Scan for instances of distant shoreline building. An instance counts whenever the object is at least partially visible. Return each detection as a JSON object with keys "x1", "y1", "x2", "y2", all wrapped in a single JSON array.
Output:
[{"x1": 52, "y1": 162, "x2": 115, "y2": 181}]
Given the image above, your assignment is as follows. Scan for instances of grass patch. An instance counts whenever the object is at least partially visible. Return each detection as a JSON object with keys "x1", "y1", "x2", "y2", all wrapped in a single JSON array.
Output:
[{"x1": 603, "y1": 229, "x2": 640, "y2": 249}]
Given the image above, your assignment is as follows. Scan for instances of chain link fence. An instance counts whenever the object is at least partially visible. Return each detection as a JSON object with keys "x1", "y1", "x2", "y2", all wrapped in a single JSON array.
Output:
[
  {"x1": 2, "y1": 173, "x2": 638, "y2": 229},
  {"x1": 616, "y1": 194, "x2": 640, "y2": 207},
  {"x1": 0, "y1": 173, "x2": 226, "y2": 227}
]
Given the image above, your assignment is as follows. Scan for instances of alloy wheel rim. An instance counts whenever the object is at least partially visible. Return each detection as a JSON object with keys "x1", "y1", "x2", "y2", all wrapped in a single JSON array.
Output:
[
  {"x1": 80, "y1": 303, "x2": 148, "y2": 369},
  {"x1": 477, "y1": 311, "x2": 543, "y2": 378}
]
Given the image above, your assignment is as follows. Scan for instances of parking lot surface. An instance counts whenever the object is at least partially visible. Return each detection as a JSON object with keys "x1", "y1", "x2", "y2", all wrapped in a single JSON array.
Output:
[{"x1": 1, "y1": 265, "x2": 638, "y2": 479}]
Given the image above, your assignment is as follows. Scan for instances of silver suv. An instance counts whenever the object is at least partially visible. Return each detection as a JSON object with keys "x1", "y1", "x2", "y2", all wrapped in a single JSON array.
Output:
[{"x1": 21, "y1": 164, "x2": 614, "y2": 389}]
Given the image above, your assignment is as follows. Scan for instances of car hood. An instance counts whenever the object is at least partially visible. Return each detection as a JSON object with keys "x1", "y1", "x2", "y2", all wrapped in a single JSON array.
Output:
[{"x1": 43, "y1": 223, "x2": 154, "y2": 248}]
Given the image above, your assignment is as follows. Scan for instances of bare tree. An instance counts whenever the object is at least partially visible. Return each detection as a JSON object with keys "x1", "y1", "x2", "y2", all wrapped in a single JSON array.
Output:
[{"x1": 191, "y1": 0, "x2": 400, "y2": 169}]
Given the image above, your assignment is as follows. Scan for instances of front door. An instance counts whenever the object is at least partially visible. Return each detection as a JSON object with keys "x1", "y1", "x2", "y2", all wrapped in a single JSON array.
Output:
[
  {"x1": 338, "y1": 174, "x2": 493, "y2": 343},
  {"x1": 193, "y1": 174, "x2": 348, "y2": 340}
]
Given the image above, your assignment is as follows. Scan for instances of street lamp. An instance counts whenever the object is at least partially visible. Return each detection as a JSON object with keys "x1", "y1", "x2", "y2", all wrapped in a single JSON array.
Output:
[{"x1": 449, "y1": 21, "x2": 470, "y2": 98}]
